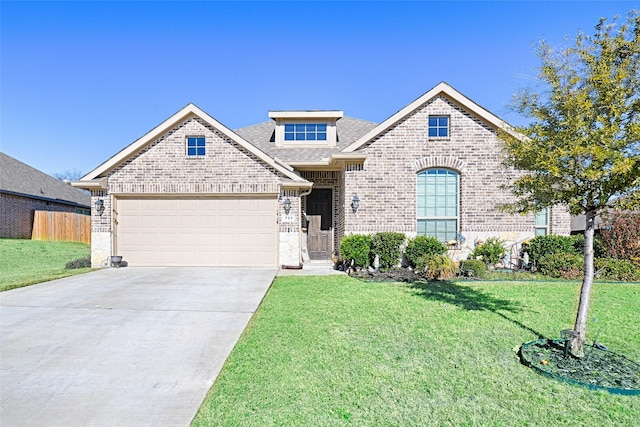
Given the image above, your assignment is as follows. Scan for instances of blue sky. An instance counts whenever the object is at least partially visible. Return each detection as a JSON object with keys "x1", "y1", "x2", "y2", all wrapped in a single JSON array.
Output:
[{"x1": 1, "y1": 1, "x2": 638, "y2": 176}]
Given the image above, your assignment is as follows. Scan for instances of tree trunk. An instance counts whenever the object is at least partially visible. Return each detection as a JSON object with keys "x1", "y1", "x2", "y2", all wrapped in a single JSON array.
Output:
[{"x1": 571, "y1": 209, "x2": 596, "y2": 357}]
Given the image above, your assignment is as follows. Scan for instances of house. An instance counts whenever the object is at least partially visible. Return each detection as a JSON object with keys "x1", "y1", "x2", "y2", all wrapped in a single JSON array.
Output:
[
  {"x1": 0, "y1": 152, "x2": 91, "y2": 239},
  {"x1": 73, "y1": 82, "x2": 571, "y2": 268}
]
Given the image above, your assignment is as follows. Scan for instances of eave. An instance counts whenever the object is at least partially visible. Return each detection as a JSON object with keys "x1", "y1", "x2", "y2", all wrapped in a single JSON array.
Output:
[
  {"x1": 71, "y1": 178, "x2": 108, "y2": 191},
  {"x1": 288, "y1": 153, "x2": 367, "y2": 172}
]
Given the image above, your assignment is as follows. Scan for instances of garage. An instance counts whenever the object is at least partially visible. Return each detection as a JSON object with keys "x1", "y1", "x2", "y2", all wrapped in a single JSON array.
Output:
[{"x1": 115, "y1": 197, "x2": 278, "y2": 267}]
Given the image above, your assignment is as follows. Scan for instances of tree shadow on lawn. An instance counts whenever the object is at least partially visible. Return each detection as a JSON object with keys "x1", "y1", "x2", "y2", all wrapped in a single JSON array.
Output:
[{"x1": 408, "y1": 280, "x2": 548, "y2": 340}]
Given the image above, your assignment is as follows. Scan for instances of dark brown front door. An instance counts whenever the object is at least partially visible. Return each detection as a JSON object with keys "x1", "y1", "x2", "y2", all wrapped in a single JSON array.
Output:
[{"x1": 306, "y1": 188, "x2": 332, "y2": 260}]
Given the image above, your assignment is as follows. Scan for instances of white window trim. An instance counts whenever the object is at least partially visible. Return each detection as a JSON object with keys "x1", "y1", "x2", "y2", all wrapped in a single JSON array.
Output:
[
  {"x1": 427, "y1": 115, "x2": 450, "y2": 140},
  {"x1": 269, "y1": 111, "x2": 343, "y2": 148},
  {"x1": 534, "y1": 208, "x2": 550, "y2": 236},
  {"x1": 186, "y1": 136, "x2": 206, "y2": 157},
  {"x1": 416, "y1": 168, "x2": 460, "y2": 242}
]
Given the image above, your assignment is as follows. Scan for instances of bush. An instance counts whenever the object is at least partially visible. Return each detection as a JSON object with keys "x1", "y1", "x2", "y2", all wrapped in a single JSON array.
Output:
[
  {"x1": 459, "y1": 259, "x2": 488, "y2": 278},
  {"x1": 537, "y1": 252, "x2": 583, "y2": 279},
  {"x1": 404, "y1": 236, "x2": 448, "y2": 268},
  {"x1": 595, "y1": 258, "x2": 640, "y2": 282},
  {"x1": 370, "y1": 232, "x2": 406, "y2": 270},
  {"x1": 471, "y1": 237, "x2": 506, "y2": 266},
  {"x1": 65, "y1": 256, "x2": 91, "y2": 269},
  {"x1": 340, "y1": 234, "x2": 372, "y2": 268},
  {"x1": 420, "y1": 254, "x2": 458, "y2": 280},
  {"x1": 599, "y1": 210, "x2": 640, "y2": 262},
  {"x1": 524, "y1": 235, "x2": 582, "y2": 266}
]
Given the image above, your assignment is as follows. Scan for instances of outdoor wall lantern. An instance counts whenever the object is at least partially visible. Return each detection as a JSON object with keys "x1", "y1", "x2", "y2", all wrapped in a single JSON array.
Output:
[
  {"x1": 351, "y1": 194, "x2": 360, "y2": 213},
  {"x1": 283, "y1": 197, "x2": 292, "y2": 214},
  {"x1": 95, "y1": 199, "x2": 104, "y2": 215}
]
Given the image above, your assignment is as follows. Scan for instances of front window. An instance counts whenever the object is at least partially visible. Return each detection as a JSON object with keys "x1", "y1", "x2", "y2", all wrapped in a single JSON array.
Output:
[
  {"x1": 428, "y1": 116, "x2": 449, "y2": 138},
  {"x1": 187, "y1": 137, "x2": 205, "y2": 156},
  {"x1": 535, "y1": 208, "x2": 549, "y2": 236},
  {"x1": 284, "y1": 124, "x2": 327, "y2": 141},
  {"x1": 417, "y1": 169, "x2": 458, "y2": 242}
]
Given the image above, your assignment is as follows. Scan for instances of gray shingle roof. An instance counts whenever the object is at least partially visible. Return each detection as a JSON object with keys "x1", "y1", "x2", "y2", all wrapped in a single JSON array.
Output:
[
  {"x1": 234, "y1": 116, "x2": 377, "y2": 163},
  {"x1": 0, "y1": 152, "x2": 91, "y2": 207}
]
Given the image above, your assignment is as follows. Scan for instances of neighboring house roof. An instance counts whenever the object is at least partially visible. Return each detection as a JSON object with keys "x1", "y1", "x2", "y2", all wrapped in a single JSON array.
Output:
[
  {"x1": 343, "y1": 81, "x2": 520, "y2": 152},
  {"x1": 0, "y1": 152, "x2": 90, "y2": 207},
  {"x1": 79, "y1": 103, "x2": 310, "y2": 186},
  {"x1": 234, "y1": 116, "x2": 377, "y2": 164},
  {"x1": 570, "y1": 214, "x2": 605, "y2": 233}
]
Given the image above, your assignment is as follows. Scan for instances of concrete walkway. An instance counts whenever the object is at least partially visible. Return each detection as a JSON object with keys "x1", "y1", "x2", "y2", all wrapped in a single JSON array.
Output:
[
  {"x1": 0, "y1": 267, "x2": 276, "y2": 427},
  {"x1": 276, "y1": 260, "x2": 346, "y2": 276}
]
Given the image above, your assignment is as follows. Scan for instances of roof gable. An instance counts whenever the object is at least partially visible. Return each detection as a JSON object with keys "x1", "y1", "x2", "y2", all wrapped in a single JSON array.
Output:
[
  {"x1": 0, "y1": 152, "x2": 90, "y2": 207},
  {"x1": 342, "y1": 82, "x2": 519, "y2": 153},
  {"x1": 80, "y1": 104, "x2": 307, "y2": 184}
]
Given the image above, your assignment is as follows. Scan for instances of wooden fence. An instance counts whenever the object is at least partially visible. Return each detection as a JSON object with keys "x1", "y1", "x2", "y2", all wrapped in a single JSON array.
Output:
[{"x1": 32, "y1": 211, "x2": 91, "y2": 244}]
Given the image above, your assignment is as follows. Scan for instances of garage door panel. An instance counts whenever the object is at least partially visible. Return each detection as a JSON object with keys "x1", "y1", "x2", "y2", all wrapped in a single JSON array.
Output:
[
  {"x1": 236, "y1": 233, "x2": 255, "y2": 247},
  {"x1": 218, "y1": 214, "x2": 237, "y2": 228},
  {"x1": 116, "y1": 197, "x2": 277, "y2": 266},
  {"x1": 255, "y1": 214, "x2": 274, "y2": 229},
  {"x1": 178, "y1": 215, "x2": 199, "y2": 228},
  {"x1": 215, "y1": 199, "x2": 236, "y2": 212},
  {"x1": 158, "y1": 215, "x2": 177, "y2": 228}
]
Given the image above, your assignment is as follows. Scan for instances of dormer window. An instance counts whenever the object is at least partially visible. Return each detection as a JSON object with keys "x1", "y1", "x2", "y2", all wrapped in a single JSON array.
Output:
[
  {"x1": 269, "y1": 111, "x2": 343, "y2": 147},
  {"x1": 284, "y1": 124, "x2": 327, "y2": 141}
]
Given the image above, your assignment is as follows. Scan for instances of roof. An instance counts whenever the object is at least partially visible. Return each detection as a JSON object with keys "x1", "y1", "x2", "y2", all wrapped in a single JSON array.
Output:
[
  {"x1": 268, "y1": 110, "x2": 344, "y2": 119},
  {"x1": 78, "y1": 103, "x2": 310, "y2": 186},
  {"x1": 343, "y1": 82, "x2": 520, "y2": 152},
  {"x1": 0, "y1": 152, "x2": 91, "y2": 207},
  {"x1": 234, "y1": 116, "x2": 377, "y2": 164}
]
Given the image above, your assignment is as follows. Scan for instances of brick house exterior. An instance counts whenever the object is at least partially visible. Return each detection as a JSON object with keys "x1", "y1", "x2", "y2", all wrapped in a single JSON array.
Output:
[
  {"x1": 1, "y1": 153, "x2": 91, "y2": 239},
  {"x1": 74, "y1": 83, "x2": 571, "y2": 268}
]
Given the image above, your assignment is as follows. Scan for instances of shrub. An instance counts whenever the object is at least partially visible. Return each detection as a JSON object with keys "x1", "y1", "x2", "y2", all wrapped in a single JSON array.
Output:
[
  {"x1": 340, "y1": 234, "x2": 372, "y2": 268},
  {"x1": 420, "y1": 254, "x2": 458, "y2": 280},
  {"x1": 65, "y1": 256, "x2": 91, "y2": 269},
  {"x1": 595, "y1": 258, "x2": 640, "y2": 282},
  {"x1": 459, "y1": 259, "x2": 488, "y2": 278},
  {"x1": 370, "y1": 232, "x2": 406, "y2": 270},
  {"x1": 537, "y1": 252, "x2": 583, "y2": 279},
  {"x1": 524, "y1": 235, "x2": 582, "y2": 266},
  {"x1": 404, "y1": 236, "x2": 448, "y2": 268},
  {"x1": 599, "y1": 210, "x2": 640, "y2": 262},
  {"x1": 471, "y1": 237, "x2": 506, "y2": 266}
]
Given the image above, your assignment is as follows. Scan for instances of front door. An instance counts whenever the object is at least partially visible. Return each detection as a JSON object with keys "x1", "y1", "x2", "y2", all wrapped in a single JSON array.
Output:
[{"x1": 306, "y1": 188, "x2": 332, "y2": 260}]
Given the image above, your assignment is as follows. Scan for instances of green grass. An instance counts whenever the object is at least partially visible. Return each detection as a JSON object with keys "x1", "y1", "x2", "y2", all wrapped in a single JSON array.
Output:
[
  {"x1": 0, "y1": 239, "x2": 92, "y2": 291},
  {"x1": 193, "y1": 275, "x2": 640, "y2": 426}
]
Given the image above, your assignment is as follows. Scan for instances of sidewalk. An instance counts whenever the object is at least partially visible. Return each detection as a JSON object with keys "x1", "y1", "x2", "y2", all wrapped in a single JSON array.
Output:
[{"x1": 277, "y1": 260, "x2": 346, "y2": 276}]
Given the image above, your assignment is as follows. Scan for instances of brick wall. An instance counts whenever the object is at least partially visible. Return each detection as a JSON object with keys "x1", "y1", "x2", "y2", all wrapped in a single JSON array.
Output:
[
  {"x1": 91, "y1": 115, "x2": 298, "y2": 267},
  {"x1": 97, "y1": 116, "x2": 287, "y2": 233},
  {"x1": 344, "y1": 95, "x2": 570, "y2": 248},
  {"x1": 108, "y1": 117, "x2": 282, "y2": 194},
  {"x1": 0, "y1": 193, "x2": 80, "y2": 239}
]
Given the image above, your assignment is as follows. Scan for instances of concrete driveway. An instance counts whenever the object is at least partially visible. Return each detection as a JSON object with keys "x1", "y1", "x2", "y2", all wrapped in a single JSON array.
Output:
[{"x1": 0, "y1": 267, "x2": 276, "y2": 427}]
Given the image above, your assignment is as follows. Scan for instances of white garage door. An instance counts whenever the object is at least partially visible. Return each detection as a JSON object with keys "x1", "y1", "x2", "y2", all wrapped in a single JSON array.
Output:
[{"x1": 115, "y1": 197, "x2": 277, "y2": 267}]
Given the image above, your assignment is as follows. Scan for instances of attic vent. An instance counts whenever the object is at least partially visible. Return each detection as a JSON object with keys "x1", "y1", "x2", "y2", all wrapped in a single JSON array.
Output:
[{"x1": 346, "y1": 164, "x2": 363, "y2": 172}]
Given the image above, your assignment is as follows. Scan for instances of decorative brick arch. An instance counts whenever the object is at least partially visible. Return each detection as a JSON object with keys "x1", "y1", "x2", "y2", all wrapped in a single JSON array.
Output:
[{"x1": 412, "y1": 156, "x2": 467, "y2": 173}]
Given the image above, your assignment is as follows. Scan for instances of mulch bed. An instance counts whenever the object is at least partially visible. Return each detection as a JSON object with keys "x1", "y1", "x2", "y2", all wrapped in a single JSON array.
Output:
[
  {"x1": 347, "y1": 268, "x2": 425, "y2": 282},
  {"x1": 519, "y1": 340, "x2": 640, "y2": 393}
]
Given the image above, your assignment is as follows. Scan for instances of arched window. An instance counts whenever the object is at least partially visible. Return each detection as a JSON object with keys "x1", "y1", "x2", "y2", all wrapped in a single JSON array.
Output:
[{"x1": 417, "y1": 169, "x2": 459, "y2": 242}]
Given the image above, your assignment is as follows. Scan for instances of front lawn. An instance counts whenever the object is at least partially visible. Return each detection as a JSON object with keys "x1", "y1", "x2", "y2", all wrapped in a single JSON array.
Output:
[
  {"x1": 0, "y1": 239, "x2": 92, "y2": 292},
  {"x1": 193, "y1": 275, "x2": 640, "y2": 426}
]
